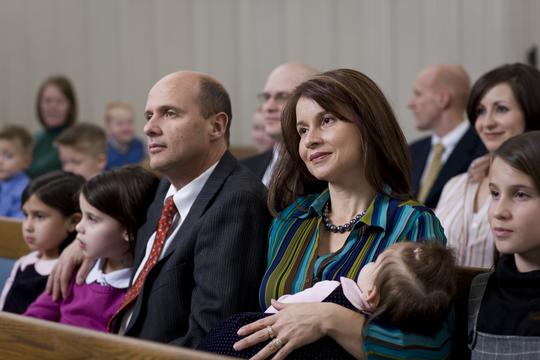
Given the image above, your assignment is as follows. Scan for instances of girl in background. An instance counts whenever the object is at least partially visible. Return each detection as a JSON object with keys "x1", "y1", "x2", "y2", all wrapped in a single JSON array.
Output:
[
  {"x1": 0, "y1": 171, "x2": 84, "y2": 314},
  {"x1": 25, "y1": 166, "x2": 159, "y2": 332}
]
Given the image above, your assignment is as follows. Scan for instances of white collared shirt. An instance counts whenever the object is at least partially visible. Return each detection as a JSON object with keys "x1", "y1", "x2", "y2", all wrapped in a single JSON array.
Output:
[
  {"x1": 85, "y1": 258, "x2": 131, "y2": 289},
  {"x1": 420, "y1": 120, "x2": 470, "y2": 184},
  {"x1": 121, "y1": 161, "x2": 218, "y2": 332},
  {"x1": 262, "y1": 144, "x2": 281, "y2": 187}
]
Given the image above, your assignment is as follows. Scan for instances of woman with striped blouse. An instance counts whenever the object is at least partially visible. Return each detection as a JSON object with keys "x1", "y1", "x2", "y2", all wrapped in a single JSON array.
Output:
[
  {"x1": 231, "y1": 69, "x2": 449, "y2": 359},
  {"x1": 436, "y1": 63, "x2": 540, "y2": 269}
]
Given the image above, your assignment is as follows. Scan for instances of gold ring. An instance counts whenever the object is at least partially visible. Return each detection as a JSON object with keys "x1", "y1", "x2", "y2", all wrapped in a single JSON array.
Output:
[
  {"x1": 265, "y1": 325, "x2": 275, "y2": 339},
  {"x1": 270, "y1": 337, "x2": 283, "y2": 351}
]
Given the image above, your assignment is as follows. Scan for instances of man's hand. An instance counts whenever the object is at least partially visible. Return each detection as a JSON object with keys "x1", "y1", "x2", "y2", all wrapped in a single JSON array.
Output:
[{"x1": 46, "y1": 241, "x2": 95, "y2": 301}]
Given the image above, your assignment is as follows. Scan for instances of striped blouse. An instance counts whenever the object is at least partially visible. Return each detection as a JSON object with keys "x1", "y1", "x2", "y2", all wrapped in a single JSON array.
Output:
[
  {"x1": 435, "y1": 173, "x2": 495, "y2": 268},
  {"x1": 259, "y1": 189, "x2": 451, "y2": 359}
]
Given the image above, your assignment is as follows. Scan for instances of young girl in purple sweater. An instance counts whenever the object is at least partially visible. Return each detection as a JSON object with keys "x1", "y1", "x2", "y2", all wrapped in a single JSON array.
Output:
[{"x1": 25, "y1": 166, "x2": 159, "y2": 332}]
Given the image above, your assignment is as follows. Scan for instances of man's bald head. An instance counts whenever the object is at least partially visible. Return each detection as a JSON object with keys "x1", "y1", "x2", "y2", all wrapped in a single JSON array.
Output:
[
  {"x1": 424, "y1": 64, "x2": 470, "y2": 111},
  {"x1": 261, "y1": 62, "x2": 319, "y2": 141},
  {"x1": 409, "y1": 64, "x2": 470, "y2": 133}
]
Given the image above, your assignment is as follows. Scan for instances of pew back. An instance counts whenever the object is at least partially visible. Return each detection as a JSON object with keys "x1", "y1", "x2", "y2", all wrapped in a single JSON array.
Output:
[
  {"x1": 0, "y1": 217, "x2": 26, "y2": 259},
  {"x1": 0, "y1": 311, "x2": 233, "y2": 360}
]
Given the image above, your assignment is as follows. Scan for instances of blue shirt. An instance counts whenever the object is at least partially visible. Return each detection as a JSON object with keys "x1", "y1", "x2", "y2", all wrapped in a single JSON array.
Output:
[
  {"x1": 106, "y1": 137, "x2": 145, "y2": 170},
  {"x1": 0, "y1": 172, "x2": 29, "y2": 219}
]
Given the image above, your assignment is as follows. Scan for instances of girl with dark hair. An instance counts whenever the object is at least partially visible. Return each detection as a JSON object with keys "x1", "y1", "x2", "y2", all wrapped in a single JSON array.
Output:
[
  {"x1": 225, "y1": 69, "x2": 448, "y2": 359},
  {"x1": 27, "y1": 75, "x2": 78, "y2": 178},
  {"x1": 24, "y1": 166, "x2": 159, "y2": 332},
  {"x1": 0, "y1": 171, "x2": 84, "y2": 314},
  {"x1": 468, "y1": 131, "x2": 540, "y2": 358},
  {"x1": 200, "y1": 241, "x2": 456, "y2": 359},
  {"x1": 436, "y1": 63, "x2": 540, "y2": 269}
]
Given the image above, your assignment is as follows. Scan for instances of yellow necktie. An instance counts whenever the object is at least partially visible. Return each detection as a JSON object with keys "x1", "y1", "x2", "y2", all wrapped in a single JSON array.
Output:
[{"x1": 418, "y1": 143, "x2": 445, "y2": 203}]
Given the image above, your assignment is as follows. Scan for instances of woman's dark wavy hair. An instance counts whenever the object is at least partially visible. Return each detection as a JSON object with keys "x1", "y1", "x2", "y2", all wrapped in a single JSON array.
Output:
[
  {"x1": 268, "y1": 68, "x2": 411, "y2": 215},
  {"x1": 22, "y1": 171, "x2": 85, "y2": 251},
  {"x1": 467, "y1": 63, "x2": 540, "y2": 131},
  {"x1": 80, "y1": 166, "x2": 160, "y2": 253},
  {"x1": 35, "y1": 75, "x2": 78, "y2": 128}
]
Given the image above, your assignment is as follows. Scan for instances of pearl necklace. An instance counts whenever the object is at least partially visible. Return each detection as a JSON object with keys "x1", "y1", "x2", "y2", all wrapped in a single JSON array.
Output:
[{"x1": 322, "y1": 202, "x2": 366, "y2": 233}]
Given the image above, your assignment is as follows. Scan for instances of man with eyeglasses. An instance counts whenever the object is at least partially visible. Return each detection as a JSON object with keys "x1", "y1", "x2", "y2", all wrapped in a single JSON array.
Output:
[{"x1": 242, "y1": 62, "x2": 318, "y2": 186}]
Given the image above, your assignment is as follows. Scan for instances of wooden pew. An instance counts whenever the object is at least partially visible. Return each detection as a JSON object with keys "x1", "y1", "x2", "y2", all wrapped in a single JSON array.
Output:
[
  {"x1": 0, "y1": 311, "x2": 235, "y2": 360},
  {"x1": 0, "y1": 217, "x2": 26, "y2": 259}
]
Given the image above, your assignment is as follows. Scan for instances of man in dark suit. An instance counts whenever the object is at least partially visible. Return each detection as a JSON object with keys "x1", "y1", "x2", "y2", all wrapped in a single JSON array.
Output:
[
  {"x1": 408, "y1": 64, "x2": 486, "y2": 208},
  {"x1": 49, "y1": 71, "x2": 271, "y2": 347},
  {"x1": 242, "y1": 62, "x2": 318, "y2": 186}
]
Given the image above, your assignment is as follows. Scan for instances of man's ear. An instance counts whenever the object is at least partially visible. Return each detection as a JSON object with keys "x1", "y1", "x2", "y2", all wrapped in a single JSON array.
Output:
[
  {"x1": 436, "y1": 90, "x2": 451, "y2": 110},
  {"x1": 208, "y1": 112, "x2": 228, "y2": 141},
  {"x1": 122, "y1": 229, "x2": 130, "y2": 243}
]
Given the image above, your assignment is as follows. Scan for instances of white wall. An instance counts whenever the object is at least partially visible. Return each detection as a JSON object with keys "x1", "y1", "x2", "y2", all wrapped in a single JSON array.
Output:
[{"x1": 0, "y1": 0, "x2": 538, "y2": 145}]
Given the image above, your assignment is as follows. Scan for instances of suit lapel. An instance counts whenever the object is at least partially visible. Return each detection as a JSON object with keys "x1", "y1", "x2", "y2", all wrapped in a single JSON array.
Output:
[
  {"x1": 160, "y1": 151, "x2": 237, "y2": 259},
  {"x1": 125, "y1": 151, "x2": 238, "y2": 334}
]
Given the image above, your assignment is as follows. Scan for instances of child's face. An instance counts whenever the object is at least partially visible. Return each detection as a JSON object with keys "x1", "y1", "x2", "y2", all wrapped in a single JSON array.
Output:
[
  {"x1": 107, "y1": 107, "x2": 136, "y2": 145},
  {"x1": 75, "y1": 194, "x2": 129, "y2": 261},
  {"x1": 0, "y1": 139, "x2": 30, "y2": 181},
  {"x1": 58, "y1": 145, "x2": 105, "y2": 180},
  {"x1": 22, "y1": 194, "x2": 78, "y2": 259},
  {"x1": 488, "y1": 157, "x2": 540, "y2": 258}
]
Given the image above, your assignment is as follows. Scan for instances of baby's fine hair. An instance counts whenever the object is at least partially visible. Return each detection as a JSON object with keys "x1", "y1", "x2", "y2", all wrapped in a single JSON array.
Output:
[
  {"x1": 80, "y1": 166, "x2": 160, "y2": 251},
  {"x1": 22, "y1": 171, "x2": 85, "y2": 251},
  {"x1": 373, "y1": 241, "x2": 456, "y2": 335}
]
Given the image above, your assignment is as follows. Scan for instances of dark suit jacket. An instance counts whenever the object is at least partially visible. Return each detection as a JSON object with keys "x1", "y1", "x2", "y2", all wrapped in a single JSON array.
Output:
[
  {"x1": 123, "y1": 151, "x2": 271, "y2": 347},
  {"x1": 410, "y1": 126, "x2": 486, "y2": 208},
  {"x1": 241, "y1": 149, "x2": 273, "y2": 180}
]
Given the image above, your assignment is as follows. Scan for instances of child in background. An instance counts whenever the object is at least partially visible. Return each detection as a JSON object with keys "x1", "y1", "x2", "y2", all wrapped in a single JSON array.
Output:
[
  {"x1": 0, "y1": 125, "x2": 32, "y2": 219},
  {"x1": 55, "y1": 122, "x2": 107, "y2": 180},
  {"x1": 468, "y1": 131, "x2": 540, "y2": 358},
  {"x1": 199, "y1": 241, "x2": 456, "y2": 359},
  {"x1": 25, "y1": 166, "x2": 159, "y2": 332},
  {"x1": 104, "y1": 102, "x2": 145, "y2": 169},
  {"x1": 251, "y1": 108, "x2": 275, "y2": 154},
  {"x1": 0, "y1": 171, "x2": 84, "y2": 314}
]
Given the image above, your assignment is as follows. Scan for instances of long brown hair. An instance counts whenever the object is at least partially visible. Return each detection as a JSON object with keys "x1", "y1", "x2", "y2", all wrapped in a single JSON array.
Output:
[{"x1": 268, "y1": 68, "x2": 411, "y2": 215}]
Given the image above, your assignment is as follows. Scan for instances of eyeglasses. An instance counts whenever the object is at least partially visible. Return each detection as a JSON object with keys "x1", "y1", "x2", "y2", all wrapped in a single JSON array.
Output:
[{"x1": 256, "y1": 91, "x2": 291, "y2": 104}]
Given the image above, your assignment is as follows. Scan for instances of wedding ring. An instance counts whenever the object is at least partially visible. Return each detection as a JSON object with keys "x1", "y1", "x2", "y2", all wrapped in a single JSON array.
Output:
[
  {"x1": 270, "y1": 337, "x2": 283, "y2": 351},
  {"x1": 265, "y1": 325, "x2": 275, "y2": 339}
]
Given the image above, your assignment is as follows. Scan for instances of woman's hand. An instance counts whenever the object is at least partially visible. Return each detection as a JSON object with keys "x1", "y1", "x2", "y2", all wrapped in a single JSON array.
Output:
[
  {"x1": 46, "y1": 241, "x2": 95, "y2": 301},
  {"x1": 234, "y1": 300, "x2": 328, "y2": 360},
  {"x1": 467, "y1": 155, "x2": 490, "y2": 183}
]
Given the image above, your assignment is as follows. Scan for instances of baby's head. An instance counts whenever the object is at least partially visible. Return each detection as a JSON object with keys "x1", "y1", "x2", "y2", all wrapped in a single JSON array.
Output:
[
  {"x1": 55, "y1": 123, "x2": 107, "y2": 180},
  {"x1": 358, "y1": 241, "x2": 456, "y2": 334},
  {"x1": 0, "y1": 125, "x2": 32, "y2": 181}
]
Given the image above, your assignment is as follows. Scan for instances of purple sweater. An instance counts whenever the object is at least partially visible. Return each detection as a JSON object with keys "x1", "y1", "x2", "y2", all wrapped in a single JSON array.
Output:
[{"x1": 24, "y1": 275, "x2": 126, "y2": 332}]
